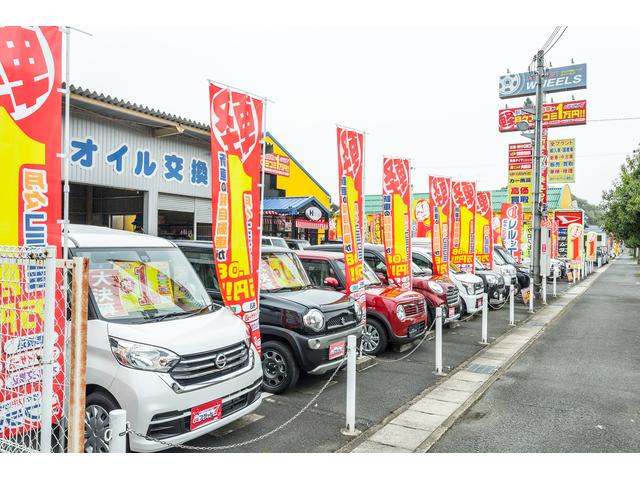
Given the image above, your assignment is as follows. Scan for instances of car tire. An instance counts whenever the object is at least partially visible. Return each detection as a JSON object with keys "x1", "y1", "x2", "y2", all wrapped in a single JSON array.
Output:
[
  {"x1": 85, "y1": 390, "x2": 121, "y2": 453},
  {"x1": 361, "y1": 318, "x2": 388, "y2": 356},
  {"x1": 261, "y1": 340, "x2": 300, "y2": 394}
]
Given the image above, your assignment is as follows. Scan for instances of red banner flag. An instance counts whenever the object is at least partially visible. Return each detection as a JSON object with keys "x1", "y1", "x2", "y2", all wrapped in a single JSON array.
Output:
[
  {"x1": 500, "y1": 203, "x2": 523, "y2": 263},
  {"x1": 475, "y1": 191, "x2": 493, "y2": 269},
  {"x1": 209, "y1": 83, "x2": 264, "y2": 353},
  {"x1": 337, "y1": 127, "x2": 366, "y2": 321},
  {"x1": 429, "y1": 176, "x2": 451, "y2": 276},
  {"x1": 382, "y1": 158, "x2": 412, "y2": 289},
  {"x1": 451, "y1": 181, "x2": 476, "y2": 273},
  {"x1": 0, "y1": 26, "x2": 63, "y2": 437},
  {"x1": 412, "y1": 199, "x2": 430, "y2": 238}
]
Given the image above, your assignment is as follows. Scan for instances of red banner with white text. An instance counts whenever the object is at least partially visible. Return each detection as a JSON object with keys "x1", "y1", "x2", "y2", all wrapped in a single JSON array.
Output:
[
  {"x1": 337, "y1": 127, "x2": 366, "y2": 321},
  {"x1": 382, "y1": 158, "x2": 412, "y2": 289},
  {"x1": 500, "y1": 203, "x2": 523, "y2": 263},
  {"x1": 412, "y1": 198, "x2": 430, "y2": 238},
  {"x1": 209, "y1": 83, "x2": 264, "y2": 353},
  {"x1": 0, "y1": 26, "x2": 63, "y2": 438},
  {"x1": 450, "y1": 181, "x2": 476, "y2": 273},
  {"x1": 474, "y1": 191, "x2": 493, "y2": 269},
  {"x1": 429, "y1": 176, "x2": 451, "y2": 276}
]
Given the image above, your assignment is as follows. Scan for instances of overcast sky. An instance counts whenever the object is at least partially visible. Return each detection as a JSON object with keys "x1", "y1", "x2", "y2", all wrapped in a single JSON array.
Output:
[{"x1": 69, "y1": 26, "x2": 640, "y2": 205}]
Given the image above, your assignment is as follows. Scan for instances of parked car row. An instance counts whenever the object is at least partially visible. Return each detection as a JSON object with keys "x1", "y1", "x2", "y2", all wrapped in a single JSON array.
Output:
[{"x1": 71, "y1": 225, "x2": 563, "y2": 453}]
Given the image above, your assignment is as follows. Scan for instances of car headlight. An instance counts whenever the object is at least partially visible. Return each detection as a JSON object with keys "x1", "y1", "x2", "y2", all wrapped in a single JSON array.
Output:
[
  {"x1": 354, "y1": 301, "x2": 362, "y2": 319},
  {"x1": 427, "y1": 280, "x2": 444, "y2": 294},
  {"x1": 396, "y1": 304, "x2": 406, "y2": 321},
  {"x1": 109, "y1": 337, "x2": 180, "y2": 373},
  {"x1": 303, "y1": 308, "x2": 325, "y2": 332},
  {"x1": 461, "y1": 282, "x2": 473, "y2": 294}
]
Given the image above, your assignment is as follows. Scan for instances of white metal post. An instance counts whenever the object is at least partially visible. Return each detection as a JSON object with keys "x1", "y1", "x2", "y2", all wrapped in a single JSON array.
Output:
[
  {"x1": 345, "y1": 334, "x2": 357, "y2": 435},
  {"x1": 509, "y1": 284, "x2": 515, "y2": 326},
  {"x1": 480, "y1": 293, "x2": 488, "y2": 344},
  {"x1": 435, "y1": 306, "x2": 444, "y2": 375},
  {"x1": 528, "y1": 275, "x2": 534, "y2": 313},
  {"x1": 108, "y1": 410, "x2": 127, "y2": 453},
  {"x1": 553, "y1": 269, "x2": 557, "y2": 297},
  {"x1": 40, "y1": 246, "x2": 57, "y2": 453},
  {"x1": 542, "y1": 273, "x2": 547, "y2": 305}
]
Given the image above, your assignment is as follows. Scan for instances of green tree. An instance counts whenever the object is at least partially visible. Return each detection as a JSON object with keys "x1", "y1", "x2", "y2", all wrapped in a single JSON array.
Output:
[{"x1": 601, "y1": 152, "x2": 640, "y2": 259}]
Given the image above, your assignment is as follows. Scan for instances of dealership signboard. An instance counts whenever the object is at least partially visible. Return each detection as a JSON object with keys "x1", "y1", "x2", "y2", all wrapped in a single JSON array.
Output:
[
  {"x1": 498, "y1": 100, "x2": 587, "y2": 132},
  {"x1": 507, "y1": 143, "x2": 533, "y2": 207},
  {"x1": 499, "y1": 63, "x2": 587, "y2": 99},
  {"x1": 548, "y1": 139, "x2": 576, "y2": 183}
]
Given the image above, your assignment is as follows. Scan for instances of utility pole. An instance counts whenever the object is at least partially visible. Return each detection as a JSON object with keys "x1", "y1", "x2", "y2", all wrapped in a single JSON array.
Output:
[{"x1": 531, "y1": 49, "x2": 545, "y2": 296}]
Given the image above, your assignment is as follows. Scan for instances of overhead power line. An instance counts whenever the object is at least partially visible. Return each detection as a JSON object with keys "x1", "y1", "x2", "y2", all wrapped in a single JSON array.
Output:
[
  {"x1": 544, "y1": 26, "x2": 568, "y2": 54},
  {"x1": 589, "y1": 117, "x2": 640, "y2": 122},
  {"x1": 540, "y1": 26, "x2": 561, "y2": 52}
]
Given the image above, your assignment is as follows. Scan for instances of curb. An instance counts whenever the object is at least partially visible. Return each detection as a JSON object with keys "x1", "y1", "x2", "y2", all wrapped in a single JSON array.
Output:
[{"x1": 340, "y1": 264, "x2": 609, "y2": 453}]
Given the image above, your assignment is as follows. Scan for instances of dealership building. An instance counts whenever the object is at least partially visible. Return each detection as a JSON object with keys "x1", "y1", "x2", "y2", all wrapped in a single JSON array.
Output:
[{"x1": 65, "y1": 86, "x2": 331, "y2": 243}]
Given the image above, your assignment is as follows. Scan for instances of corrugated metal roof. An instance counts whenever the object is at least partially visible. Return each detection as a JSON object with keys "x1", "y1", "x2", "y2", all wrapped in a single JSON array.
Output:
[
  {"x1": 70, "y1": 85, "x2": 210, "y2": 132},
  {"x1": 263, "y1": 196, "x2": 329, "y2": 215},
  {"x1": 364, "y1": 187, "x2": 565, "y2": 215}
]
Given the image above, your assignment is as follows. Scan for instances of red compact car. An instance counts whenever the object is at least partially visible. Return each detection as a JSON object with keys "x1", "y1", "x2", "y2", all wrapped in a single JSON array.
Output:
[{"x1": 298, "y1": 250, "x2": 428, "y2": 355}]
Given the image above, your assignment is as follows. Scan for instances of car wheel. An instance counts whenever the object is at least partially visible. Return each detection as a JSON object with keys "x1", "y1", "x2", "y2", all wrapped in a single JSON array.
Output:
[
  {"x1": 460, "y1": 300, "x2": 467, "y2": 316},
  {"x1": 85, "y1": 391, "x2": 120, "y2": 453},
  {"x1": 361, "y1": 318, "x2": 388, "y2": 356},
  {"x1": 261, "y1": 340, "x2": 300, "y2": 394}
]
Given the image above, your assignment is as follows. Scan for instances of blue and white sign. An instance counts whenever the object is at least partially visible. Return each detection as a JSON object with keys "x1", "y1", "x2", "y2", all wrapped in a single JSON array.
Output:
[{"x1": 499, "y1": 63, "x2": 587, "y2": 99}]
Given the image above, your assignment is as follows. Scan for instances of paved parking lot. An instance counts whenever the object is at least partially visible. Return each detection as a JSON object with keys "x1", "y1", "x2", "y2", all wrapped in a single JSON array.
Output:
[{"x1": 171, "y1": 279, "x2": 573, "y2": 452}]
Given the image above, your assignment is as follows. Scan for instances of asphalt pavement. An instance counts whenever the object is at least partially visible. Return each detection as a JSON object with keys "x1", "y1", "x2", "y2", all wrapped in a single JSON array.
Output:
[
  {"x1": 168, "y1": 278, "x2": 573, "y2": 452},
  {"x1": 431, "y1": 256, "x2": 640, "y2": 453}
]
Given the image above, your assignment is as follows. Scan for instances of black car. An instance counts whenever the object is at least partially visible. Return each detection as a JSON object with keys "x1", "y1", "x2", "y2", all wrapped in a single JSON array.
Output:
[
  {"x1": 175, "y1": 242, "x2": 363, "y2": 394},
  {"x1": 473, "y1": 258, "x2": 508, "y2": 306}
]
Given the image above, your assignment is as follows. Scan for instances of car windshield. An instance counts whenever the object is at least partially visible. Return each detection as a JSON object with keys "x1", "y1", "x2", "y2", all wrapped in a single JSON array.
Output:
[
  {"x1": 497, "y1": 247, "x2": 517, "y2": 265},
  {"x1": 475, "y1": 258, "x2": 487, "y2": 270},
  {"x1": 336, "y1": 259, "x2": 381, "y2": 286},
  {"x1": 493, "y1": 252, "x2": 506, "y2": 265},
  {"x1": 269, "y1": 237, "x2": 289, "y2": 249},
  {"x1": 260, "y1": 252, "x2": 312, "y2": 292},
  {"x1": 77, "y1": 247, "x2": 212, "y2": 323}
]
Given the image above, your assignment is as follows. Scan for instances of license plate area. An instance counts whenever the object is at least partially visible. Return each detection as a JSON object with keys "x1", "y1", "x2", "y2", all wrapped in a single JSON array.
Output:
[
  {"x1": 407, "y1": 322, "x2": 423, "y2": 338},
  {"x1": 448, "y1": 307, "x2": 455, "y2": 317},
  {"x1": 328, "y1": 340, "x2": 346, "y2": 360},
  {"x1": 190, "y1": 398, "x2": 223, "y2": 431}
]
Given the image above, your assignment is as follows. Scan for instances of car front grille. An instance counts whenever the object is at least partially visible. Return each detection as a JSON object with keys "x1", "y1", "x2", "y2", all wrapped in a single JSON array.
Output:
[
  {"x1": 403, "y1": 301, "x2": 426, "y2": 317},
  {"x1": 171, "y1": 342, "x2": 250, "y2": 387},
  {"x1": 497, "y1": 276, "x2": 505, "y2": 288},
  {"x1": 446, "y1": 286, "x2": 460, "y2": 306},
  {"x1": 146, "y1": 379, "x2": 262, "y2": 439},
  {"x1": 325, "y1": 310, "x2": 358, "y2": 331}
]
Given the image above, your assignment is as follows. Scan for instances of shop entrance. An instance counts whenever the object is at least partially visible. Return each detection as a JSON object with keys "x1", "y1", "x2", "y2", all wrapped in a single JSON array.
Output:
[
  {"x1": 158, "y1": 210, "x2": 194, "y2": 240},
  {"x1": 68, "y1": 183, "x2": 144, "y2": 232}
]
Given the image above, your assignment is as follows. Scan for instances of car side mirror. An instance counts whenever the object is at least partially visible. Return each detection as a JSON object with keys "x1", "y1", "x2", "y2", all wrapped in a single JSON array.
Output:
[
  {"x1": 376, "y1": 272, "x2": 388, "y2": 283},
  {"x1": 324, "y1": 277, "x2": 340, "y2": 289},
  {"x1": 423, "y1": 268, "x2": 432, "y2": 276}
]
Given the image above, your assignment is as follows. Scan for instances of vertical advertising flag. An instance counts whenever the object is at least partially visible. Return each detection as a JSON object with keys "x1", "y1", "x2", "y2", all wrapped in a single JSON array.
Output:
[
  {"x1": 475, "y1": 191, "x2": 493, "y2": 269},
  {"x1": 412, "y1": 199, "x2": 430, "y2": 238},
  {"x1": 209, "y1": 83, "x2": 264, "y2": 353},
  {"x1": 554, "y1": 210, "x2": 584, "y2": 263},
  {"x1": 507, "y1": 143, "x2": 533, "y2": 207},
  {"x1": 451, "y1": 181, "x2": 476, "y2": 273},
  {"x1": 540, "y1": 128, "x2": 549, "y2": 206},
  {"x1": 429, "y1": 176, "x2": 451, "y2": 276},
  {"x1": 586, "y1": 231, "x2": 597, "y2": 262},
  {"x1": 0, "y1": 26, "x2": 63, "y2": 437},
  {"x1": 492, "y1": 212, "x2": 502, "y2": 246},
  {"x1": 337, "y1": 127, "x2": 366, "y2": 321},
  {"x1": 500, "y1": 203, "x2": 523, "y2": 263},
  {"x1": 382, "y1": 158, "x2": 411, "y2": 289},
  {"x1": 551, "y1": 219, "x2": 559, "y2": 259}
]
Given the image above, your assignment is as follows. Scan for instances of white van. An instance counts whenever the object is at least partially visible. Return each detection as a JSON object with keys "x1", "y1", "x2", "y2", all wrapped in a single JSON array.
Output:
[{"x1": 69, "y1": 225, "x2": 263, "y2": 452}]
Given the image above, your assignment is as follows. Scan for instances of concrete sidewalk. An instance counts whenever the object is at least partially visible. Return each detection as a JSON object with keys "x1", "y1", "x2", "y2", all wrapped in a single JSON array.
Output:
[{"x1": 346, "y1": 265, "x2": 608, "y2": 453}]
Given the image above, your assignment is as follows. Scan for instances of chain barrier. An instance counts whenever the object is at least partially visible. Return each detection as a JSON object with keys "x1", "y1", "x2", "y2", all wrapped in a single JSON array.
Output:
[
  {"x1": 122, "y1": 356, "x2": 347, "y2": 451},
  {"x1": 489, "y1": 292, "x2": 510, "y2": 311},
  {"x1": 363, "y1": 320, "x2": 435, "y2": 364}
]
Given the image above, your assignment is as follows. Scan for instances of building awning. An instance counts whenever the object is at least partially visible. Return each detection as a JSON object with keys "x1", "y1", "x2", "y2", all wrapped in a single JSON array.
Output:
[
  {"x1": 296, "y1": 219, "x2": 329, "y2": 230},
  {"x1": 262, "y1": 196, "x2": 330, "y2": 216}
]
